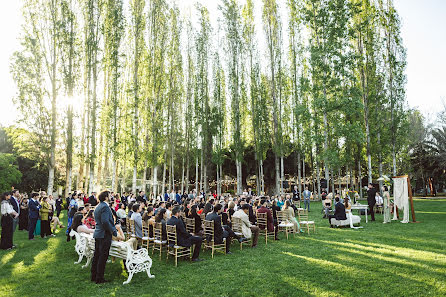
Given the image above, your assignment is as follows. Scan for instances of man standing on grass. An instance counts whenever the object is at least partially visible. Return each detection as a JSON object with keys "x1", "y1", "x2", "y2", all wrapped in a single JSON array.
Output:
[
  {"x1": 367, "y1": 184, "x2": 376, "y2": 221},
  {"x1": 10, "y1": 189, "x2": 20, "y2": 232},
  {"x1": 302, "y1": 187, "x2": 311, "y2": 212},
  {"x1": 91, "y1": 190, "x2": 117, "y2": 284}
]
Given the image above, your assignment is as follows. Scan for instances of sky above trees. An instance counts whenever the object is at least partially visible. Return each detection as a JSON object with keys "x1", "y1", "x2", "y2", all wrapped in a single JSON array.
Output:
[{"x1": 0, "y1": 0, "x2": 445, "y2": 127}]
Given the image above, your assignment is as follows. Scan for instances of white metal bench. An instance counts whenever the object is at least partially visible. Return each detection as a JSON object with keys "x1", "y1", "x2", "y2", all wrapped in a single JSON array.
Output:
[{"x1": 70, "y1": 230, "x2": 155, "y2": 284}]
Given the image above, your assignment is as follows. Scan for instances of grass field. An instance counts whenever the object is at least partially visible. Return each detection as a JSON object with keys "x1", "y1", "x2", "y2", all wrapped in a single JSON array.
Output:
[{"x1": 1, "y1": 199, "x2": 445, "y2": 297}]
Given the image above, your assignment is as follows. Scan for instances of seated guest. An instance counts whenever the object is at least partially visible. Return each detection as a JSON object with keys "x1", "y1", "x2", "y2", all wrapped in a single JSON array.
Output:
[
  {"x1": 116, "y1": 203, "x2": 127, "y2": 224},
  {"x1": 232, "y1": 204, "x2": 260, "y2": 247},
  {"x1": 323, "y1": 194, "x2": 333, "y2": 218},
  {"x1": 375, "y1": 192, "x2": 383, "y2": 206},
  {"x1": 130, "y1": 204, "x2": 143, "y2": 239},
  {"x1": 189, "y1": 205, "x2": 203, "y2": 236},
  {"x1": 227, "y1": 201, "x2": 236, "y2": 221},
  {"x1": 205, "y1": 204, "x2": 242, "y2": 254},
  {"x1": 167, "y1": 206, "x2": 203, "y2": 262},
  {"x1": 257, "y1": 199, "x2": 279, "y2": 240},
  {"x1": 328, "y1": 197, "x2": 347, "y2": 227},
  {"x1": 70, "y1": 207, "x2": 94, "y2": 235},
  {"x1": 142, "y1": 207, "x2": 155, "y2": 238},
  {"x1": 112, "y1": 224, "x2": 138, "y2": 250},
  {"x1": 277, "y1": 196, "x2": 284, "y2": 209},
  {"x1": 165, "y1": 202, "x2": 172, "y2": 219},
  {"x1": 203, "y1": 198, "x2": 214, "y2": 215},
  {"x1": 154, "y1": 208, "x2": 167, "y2": 241},
  {"x1": 283, "y1": 200, "x2": 301, "y2": 233},
  {"x1": 83, "y1": 209, "x2": 96, "y2": 229}
]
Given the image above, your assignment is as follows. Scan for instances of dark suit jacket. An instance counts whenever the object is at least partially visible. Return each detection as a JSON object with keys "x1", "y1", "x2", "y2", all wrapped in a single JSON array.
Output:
[
  {"x1": 334, "y1": 202, "x2": 347, "y2": 220},
  {"x1": 28, "y1": 199, "x2": 41, "y2": 219},
  {"x1": 167, "y1": 216, "x2": 193, "y2": 247},
  {"x1": 10, "y1": 196, "x2": 19, "y2": 214},
  {"x1": 93, "y1": 202, "x2": 117, "y2": 239},
  {"x1": 292, "y1": 189, "x2": 300, "y2": 200},
  {"x1": 205, "y1": 212, "x2": 224, "y2": 244},
  {"x1": 367, "y1": 188, "x2": 377, "y2": 205},
  {"x1": 257, "y1": 206, "x2": 274, "y2": 232},
  {"x1": 248, "y1": 205, "x2": 256, "y2": 224}
]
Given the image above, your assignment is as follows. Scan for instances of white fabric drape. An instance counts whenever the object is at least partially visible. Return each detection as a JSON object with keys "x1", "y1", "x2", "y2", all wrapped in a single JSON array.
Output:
[{"x1": 392, "y1": 177, "x2": 410, "y2": 223}]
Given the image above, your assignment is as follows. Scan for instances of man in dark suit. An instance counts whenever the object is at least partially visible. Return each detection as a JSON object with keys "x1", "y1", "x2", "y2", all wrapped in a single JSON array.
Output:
[
  {"x1": 10, "y1": 189, "x2": 20, "y2": 232},
  {"x1": 257, "y1": 199, "x2": 279, "y2": 240},
  {"x1": 328, "y1": 196, "x2": 347, "y2": 227},
  {"x1": 28, "y1": 192, "x2": 41, "y2": 240},
  {"x1": 88, "y1": 192, "x2": 98, "y2": 207},
  {"x1": 206, "y1": 204, "x2": 242, "y2": 254},
  {"x1": 91, "y1": 191, "x2": 117, "y2": 284},
  {"x1": 292, "y1": 186, "x2": 300, "y2": 202},
  {"x1": 167, "y1": 206, "x2": 203, "y2": 262},
  {"x1": 245, "y1": 198, "x2": 256, "y2": 225},
  {"x1": 367, "y1": 183, "x2": 376, "y2": 221}
]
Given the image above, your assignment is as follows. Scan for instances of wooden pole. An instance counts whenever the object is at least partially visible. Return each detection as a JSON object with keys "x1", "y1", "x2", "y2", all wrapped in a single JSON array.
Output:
[{"x1": 407, "y1": 176, "x2": 417, "y2": 222}]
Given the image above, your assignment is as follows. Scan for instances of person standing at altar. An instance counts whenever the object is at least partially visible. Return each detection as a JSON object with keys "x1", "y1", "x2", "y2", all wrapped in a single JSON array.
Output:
[{"x1": 367, "y1": 184, "x2": 376, "y2": 221}]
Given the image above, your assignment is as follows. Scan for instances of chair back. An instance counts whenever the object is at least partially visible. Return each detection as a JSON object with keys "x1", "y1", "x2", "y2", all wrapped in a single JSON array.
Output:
[
  {"x1": 166, "y1": 225, "x2": 177, "y2": 246},
  {"x1": 184, "y1": 218, "x2": 195, "y2": 234},
  {"x1": 257, "y1": 212, "x2": 268, "y2": 229},
  {"x1": 276, "y1": 210, "x2": 287, "y2": 223},
  {"x1": 129, "y1": 219, "x2": 136, "y2": 236},
  {"x1": 203, "y1": 220, "x2": 215, "y2": 241},
  {"x1": 142, "y1": 223, "x2": 150, "y2": 238},
  {"x1": 154, "y1": 222, "x2": 163, "y2": 240},
  {"x1": 231, "y1": 217, "x2": 243, "y2": 234},
  {"x1": 298, "y1": 211, "x2": 309, "y2": 222}
]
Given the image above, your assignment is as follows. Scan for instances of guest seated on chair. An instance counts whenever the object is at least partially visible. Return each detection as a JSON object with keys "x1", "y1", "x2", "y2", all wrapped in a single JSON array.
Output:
[
  {"x1": 322, "y1": 193, "x2": 333, "y2": 218},
  {"x1": 167, "y1": 206, "x2": 203, "y2": 262},
  {"x1": 70, "y1": 207, "x2": 94, "y2": 235},
  {"x1": 232, "y1": 204, "x2": 260, "y2": 247},
  {"x1": 327, "y1": 197, "x2": 347, "y2": 227},
  {"x1": 130, "y1": 203, "x2": 143, "y2": 239},
  {"x1": 257, "y1": 199, "x2": 279, "y2": 240},
  {"x1": 205, "y1": 204, "x2": 243, "y2": 254},
  {"x1": 154, "y1": 208, "x2": 167, "y2": 241}
]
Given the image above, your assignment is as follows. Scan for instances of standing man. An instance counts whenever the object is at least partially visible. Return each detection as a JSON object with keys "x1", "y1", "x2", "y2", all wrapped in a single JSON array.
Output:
[
  {"x1": 28, "y1": 193, "x2": 41, "y2": 240},
  {"x1": 91, "y1": 191, "x2": 117, "y2": 284},
  {"x1": 302, "y1": 187, "x2": 311, "y2": 212},
  {"x1": 55, "y1": 195, "x2": 63, "y2": 218},
  {"x1": 367, "y1": 183, "x2": 376, "y2": 221},
  {"x1": 10, "y1": 189, "x2": 20, "y2": 232}
]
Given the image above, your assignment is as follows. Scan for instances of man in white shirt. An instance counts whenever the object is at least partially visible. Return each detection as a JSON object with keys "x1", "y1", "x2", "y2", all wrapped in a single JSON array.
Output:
[
  {"x1": 375, "y1": 193, "x2": 383, "y2": 205},
  {"x1": 232, "y1": 204, "x2": 260, "y2": 247}
]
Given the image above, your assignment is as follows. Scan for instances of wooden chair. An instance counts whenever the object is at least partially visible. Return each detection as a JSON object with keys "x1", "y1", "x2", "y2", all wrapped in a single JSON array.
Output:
[
  {"x1": 125, "y1": 218, "x2": 132, "y2": 239},
  {"x1": 184, "y1": 218, "x2": 195, "y2": 235},
  {"x1": 298, "y1": 211, "x2": 315, "y2": 235},
  {"x1": 166, "y1": 225, "x2": 192, "y2": 266},
  {"x1": 203, "y1": 220, "x2": 226, "y2": 258},
  {"x1": 142, "y1": 224, "x2": 154, "y2": 250},
  {"x1": 152, "y1": 222, "x2": 167, "y2": 259},
  {"x1": 128, "y1": 219, "x2": 136, "y2": 238},
  {"x1": 277, "y1": 210, "x2": 295, "y2": 240},
  {"x1": 231, "y1": 217, "x2": 251, "y2": 250},
  {"x1": 257, "y1": 212, "x2": 275, "y2": 244}
]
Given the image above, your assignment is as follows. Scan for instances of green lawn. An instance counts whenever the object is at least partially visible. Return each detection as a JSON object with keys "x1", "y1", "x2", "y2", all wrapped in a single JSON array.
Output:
[{"x1": 1, "y1": 199, "x2": 445, "y2": 297}]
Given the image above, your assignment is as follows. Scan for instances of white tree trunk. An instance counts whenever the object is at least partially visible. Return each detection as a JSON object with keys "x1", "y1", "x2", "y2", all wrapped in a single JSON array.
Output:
[
  {"x1": 132, "y1": 165, "x2": 137, "y2": 194},
  {"x1": 275, "y1": 156, "x2": 280, "y2": 195},
  {"x1": 195, "y1": 156, "x2": 199, "y2": 192},
  {"x1": 297, "y1": 152, "x2": 302, "y2": 195},
  {"x1": 162, "y1": 162, "x2": 166, "y2": 196},
  {"x1": 280, "y1": 156, "x2": 284, "y2": 194},
  {"x1": 152, "y1": 165, "x2": 158, "y2": 199}
]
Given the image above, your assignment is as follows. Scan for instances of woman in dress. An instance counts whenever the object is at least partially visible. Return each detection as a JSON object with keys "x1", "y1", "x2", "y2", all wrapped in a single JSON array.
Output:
[
  {"x1": 1, "y1": 192, "x2": 19, "y2": 250},
  {"x1": 40, "y1": 196, "x2": 53, "y2": 238},
  {"x1": 19, "y1": 197, "x2": 29, "y2": 230},
  {"x1": 382, "y1": 186, "x2": 391, "y2": 223},
  {"x1": 283, "y1": 200, "x2": 301, "y2": 233}
]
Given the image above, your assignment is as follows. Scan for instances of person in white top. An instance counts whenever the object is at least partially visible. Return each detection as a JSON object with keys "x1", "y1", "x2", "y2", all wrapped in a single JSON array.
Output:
[
  {"x1": 375, "y1": 192, "x2": 383, "y2": 205},
  {"x1": 1, "y1": 192, "x2": 19, "y2": 250}
]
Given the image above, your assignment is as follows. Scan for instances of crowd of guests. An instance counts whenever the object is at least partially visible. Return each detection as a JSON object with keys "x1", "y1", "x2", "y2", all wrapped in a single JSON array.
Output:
[
  {"x1": 61, "y1": 188, "x2": 308, "y2": 283},
  {"x1": 1, "y1": 189, "x2": 65, "y2": 250}
]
